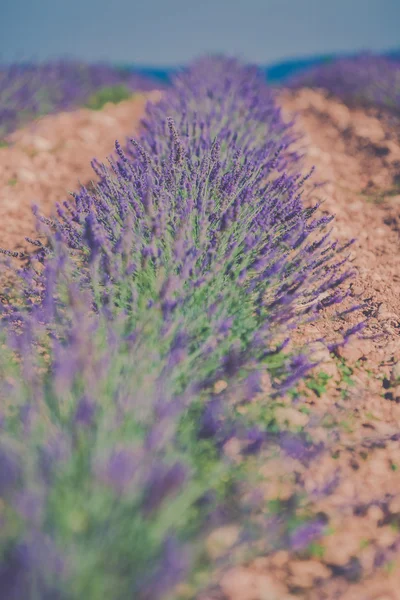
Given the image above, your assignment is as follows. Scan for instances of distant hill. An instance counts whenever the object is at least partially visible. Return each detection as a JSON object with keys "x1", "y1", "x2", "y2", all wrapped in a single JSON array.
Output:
[
  {"x1": 264, "y1": 54, "x2": 334, "y2": 83},
  {"x1": 119, "y1": 49, "x2": 400, "y2": 86}
]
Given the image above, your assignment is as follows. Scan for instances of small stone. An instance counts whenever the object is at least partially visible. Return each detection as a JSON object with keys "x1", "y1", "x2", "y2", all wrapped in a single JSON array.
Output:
[
  {"x1": 79, "y1": 127, "x2": 98, "y2": 143},
  {"x1": 31, "y1": 135, "x2": 54, "y2": 152},
  {"x1": 251, "y1": 557, "x2": 270, "y2": 571},
  {"x1": 17, "y1": 167, "x2": 36, "y2": 183},
  {"x1": 337, "y1": 479, "x2": 355, "y2": 499},
  {"x1": 213, "y1": 380, "x2": 227, "y2": 394},
  {"x1": 375, "y1": 228, "x2": 387, "y2": 237},
  {"x1": 323, "y1": 533, "x2": 360, "y2": 565},
  {"x1": 289, "y1": 560, "x2": 331, "y2": 588},
  {"x1": 322, "y1": 361, "x2": 340, "y2": 380},
  {"x1": 385, "y1": 340, "x2": 400, "y2": 362},
  {"x1": 338, "y1": 343, "x2": 364, "y2": 363},
  {"x1": 377, "y1": 526, "x2": 398, "y2": 547},
  {"x1": 222, "y1": 437, "x2": 243, "y2": 462},
  {"x1": 270, "y1": 550, "x2": 289, "y2": 568},
  {"x1": 338, "y1": 339, "x2": 375, "y2": 363},
  {"x1": 367, "y1": 505, "x2": 384, "y2": 522},
  {"x1": 377, "y1": 305, "x2": 399, "y2": 320},
  {"x1": 389, "y1": 498, "x2": 400, "y2": 513},
  {"x1": 309, "y1": 341, "x2": 331, "y2": 364},
  {"x1": 348, "y1": 200, "x2": 364, "y2": 213},
  {"x1": 89, "y1": 112, "x2": 117, "y2": 127},
  {"x1": 206, "y1": 525, "x2": 240, "y2": 560},
  {"x1": 351, "y1": 284, "x2": 365, "y2": 296},
  {"x1": 260, "y1": 372, "x2": 272, "y2": 394}
]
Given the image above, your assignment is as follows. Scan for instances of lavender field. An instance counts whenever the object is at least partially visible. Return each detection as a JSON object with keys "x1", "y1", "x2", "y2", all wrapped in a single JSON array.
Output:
[
  {"x1": 0, "y1": 61, "x2": 161, "y2": 140},
  {"x1": 0, "y1": 53, "x2": 399, "y2": 599}
]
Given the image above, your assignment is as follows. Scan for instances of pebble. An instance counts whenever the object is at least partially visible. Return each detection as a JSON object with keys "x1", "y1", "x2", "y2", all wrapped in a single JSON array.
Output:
[
  {"x1": 31, "y1": 135, "x2": 54, "y2": 152},
  {"x1": 351, "y1": 284, "x2": 365, "y2": 296},
  {"x1": 322, "y1": 361, "x2": 340, "y2": 380},
  {"x1": 213, "y1": 380, "x2": 228, "y2": 394},
  {"x1": 88, "y1": 112, "x2": 118, "y2": 127},
  {"x1": 78, "y1": 127, "x2": 99, "y2": 143},
  {"x1": 309, "y1": 341, "x2": 331, "y2": 364},
  {"x1": 377, "y1": 305, "x2": 399, "y2": 320},
  {"x1": 17, "y1": 167, "x2": 36, "y2": 183},
  {"x1": 206, "y1": 525, "x2": 240, "y2": 560},
  {"x1": 323, "y1": 534, "x2": 360, "y2": 565},
  {"x1": 269, "y1": 550, "x2": 289, "y2": 568},
  {"x1": 389, "y1": 497, "x2": 400, "y2": 513},
  {"x1": 288, "y1": 560, "x2": 331, "y2": 588},
  {"x1": 222, "y1": 437, "x2": 243, "y2": 462},
  {"x1": 338, "y1": 339, "x2": 375, "y2": 363},
  {"x1": 338, "y1": 343, "x2": 364, "y2": 363},
  {"x1": 367, "y1": 505, "x2": 384, "y2": 522},
  {"x1": 260, "y1": 371, "x2": 272, "y2": 394},
  {"x1": 377, "y1": 526, "x2": 398, "y2": 547}
]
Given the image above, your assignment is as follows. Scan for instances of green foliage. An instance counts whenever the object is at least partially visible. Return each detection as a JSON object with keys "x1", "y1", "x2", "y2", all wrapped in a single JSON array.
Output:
[
  {"x1": 84, "y1": 85, "x2": 133, "y2": 110},
  {"x1": 305, "y1": 371, "x2": 332, "y2": 398},
  {"x1": 384, "y1": 559, "x2": 397, "y2": 574},
  {"x1": 307, "y1": 541, "x2": 325, "y2": 559}
]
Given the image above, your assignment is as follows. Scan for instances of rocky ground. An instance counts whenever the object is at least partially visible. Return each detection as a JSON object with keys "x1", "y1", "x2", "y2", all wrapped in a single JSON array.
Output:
[
  {"x1": 0, "y1": 88, "x2": 399, "y2": 599},
  {"x1": 208, "y1": 90, "x2": 400, "y2": 600}
]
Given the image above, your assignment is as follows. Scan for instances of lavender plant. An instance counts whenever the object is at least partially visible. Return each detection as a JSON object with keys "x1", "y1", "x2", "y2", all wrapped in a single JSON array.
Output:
[
  {"x1": 0, "y1": 56, "x2": 357, "y2": 599},
  {"x1": 0, "y1": 60, "x2": 160, "y2": 138},
  {"x1": 287, "y1": 53, "x2": 400, "y2": 113}
]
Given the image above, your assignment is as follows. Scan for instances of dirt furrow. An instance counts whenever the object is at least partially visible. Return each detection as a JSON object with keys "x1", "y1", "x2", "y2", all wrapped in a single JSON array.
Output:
[
  {"x1": 217, "y1": 90, "x2": 400, "y2": 600},
  {"x1": 0, "y1": 91, "x2": 161, "y2": 256}
]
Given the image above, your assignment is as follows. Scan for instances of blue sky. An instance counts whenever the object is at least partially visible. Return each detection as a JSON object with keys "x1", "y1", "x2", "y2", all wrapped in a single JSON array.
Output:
[{"x1": 1, "y1": 0, "x2": 399, "y2": 66}]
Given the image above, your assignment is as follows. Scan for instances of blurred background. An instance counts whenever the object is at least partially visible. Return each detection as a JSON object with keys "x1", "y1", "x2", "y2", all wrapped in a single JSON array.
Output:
[{"x1": 1, "y1": 0, "x2": 400, "y2": 82}]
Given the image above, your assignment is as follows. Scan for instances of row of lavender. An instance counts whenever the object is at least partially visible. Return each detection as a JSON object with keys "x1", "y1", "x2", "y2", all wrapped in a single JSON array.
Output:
[
  {"x1": 0, "y1": 57, "x2": 357, "y2": 599},
  {"x1": 288, "y1": 53, "x2": 400, "y2": 113},
  {"x1": 0, "y1": 60, "x2": 161, "y2": 139}
]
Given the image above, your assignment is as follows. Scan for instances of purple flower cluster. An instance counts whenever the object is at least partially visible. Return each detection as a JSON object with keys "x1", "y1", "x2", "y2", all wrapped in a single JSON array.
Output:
[
  {"x1": 0, "y1": 60, "x2": 161, "y2": 137},
  {"x1": 287, "y1": 53, "x2": 400, "y2": 113},
  {"x1": 0, "y1": 56, "x2": 357, "y2": 598}
]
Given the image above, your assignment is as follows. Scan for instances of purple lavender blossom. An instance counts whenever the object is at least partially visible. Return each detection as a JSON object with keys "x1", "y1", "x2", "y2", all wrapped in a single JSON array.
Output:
[
  {"x1": 289, "y1": 519, "x2": 326, "y2": 551},
  {"x1": 142, "y1": 462, "x2": 188, "y2": 514},
  {"x1": 0, "y1": 444, "x2": 21, "y2": 496},
  {"x1": 97, "y1": 447, "x2": 140, "y2": 494},
  {"x1": 74, "y1": 395, "x2": 97, "y2": 428},
  {"x1": 138, "y1": 536, "x2": 191, "y2": 600},
  {"x1": 288, "y1": 53, "x2": 400, "y2": 114},
  {"x1": 0, "y1": 60, "x2": 161, "y2": 137},
  {"x1": 279, "y1": 432, "x2": 324, "y2": 465}
]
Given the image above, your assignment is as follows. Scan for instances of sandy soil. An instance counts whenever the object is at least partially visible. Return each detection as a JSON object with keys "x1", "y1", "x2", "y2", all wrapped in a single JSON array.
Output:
[
  {"x1": 0, "y1": 91, "x2": 161, "y2": 256},
  {"x1": 208, "y1": 90, "x2": 400, "y2": 600},
  {"x1": 0, "y1": 88, "x2": 400, "y2": 598}
]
